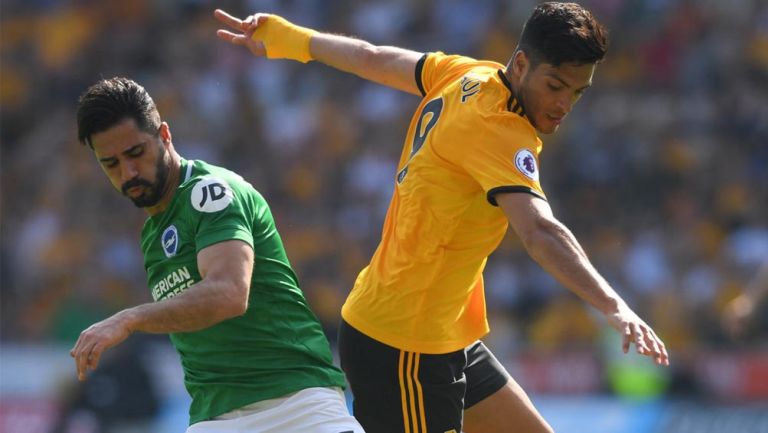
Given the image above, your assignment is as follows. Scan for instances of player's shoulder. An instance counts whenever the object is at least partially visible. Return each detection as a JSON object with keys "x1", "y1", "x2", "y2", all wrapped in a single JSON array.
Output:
[
  {"x1": 181, "y1": 160, "x2": 253, "y2": 191},
  {"x1": 452, "y1": 65, "x2": 507, "y2": 104},
  {"x1": 422, "y1": 52, "x2": 496, "y2": 93},
  {"x1": 177, "y1": 159, "x2": 261, "y2": 213},
  {"x1": 451, "y1": 68, "x2": 538, "y2": 140},
  {"x1": 426, "y1": 51, "x2": 501, "y2": 71}
]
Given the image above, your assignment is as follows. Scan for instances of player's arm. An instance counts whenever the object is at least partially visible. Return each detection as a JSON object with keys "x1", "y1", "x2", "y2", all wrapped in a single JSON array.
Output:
[
  {"x1": 122, "y1": 240, "x2": 253, "y2": 332},
  {"x1": 214, "y1": 9, "x2": 424, "y2": 95},
  {"x1": 496, "y1": 192, "x2": 670, "y2": 366},
  {"x1": 70, "y1": 240, "x2": 253, "y2": 380}
]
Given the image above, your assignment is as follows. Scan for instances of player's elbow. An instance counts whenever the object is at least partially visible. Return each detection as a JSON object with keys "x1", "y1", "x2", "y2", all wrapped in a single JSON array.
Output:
[
  {"x1": 359, "y1": 43, "x2": 382, "y2": 73},
  {"x1": 219, "y1": 281, "x2": 250, "y2": 319}
]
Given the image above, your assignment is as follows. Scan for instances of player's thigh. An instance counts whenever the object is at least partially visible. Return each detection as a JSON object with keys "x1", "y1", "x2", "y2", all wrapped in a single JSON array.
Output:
[
  {"x1": 338, "y1": 320, "x2": 466, "y2": 433},
  {"x1": 462, "y1": 342, "x2": 552, "y2": 433},
  {"x1": 463, "y1": 379, "x2": 553, "y2": 433}
]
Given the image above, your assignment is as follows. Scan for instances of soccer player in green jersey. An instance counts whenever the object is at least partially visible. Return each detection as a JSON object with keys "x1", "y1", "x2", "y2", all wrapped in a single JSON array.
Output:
[{"x1": 71, "y1": 77, "x2": 365, "y2": 433}]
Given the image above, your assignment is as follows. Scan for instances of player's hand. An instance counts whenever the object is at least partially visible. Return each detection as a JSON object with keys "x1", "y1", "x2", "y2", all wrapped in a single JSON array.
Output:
[
  {"x1": 214, "y1": 9, "x2": 267, "y2": 57},
  {"x1": 605, "y1": 304, "x2": 669, "y2": 366},
  {"x1": 70, "y1": 313, "x2": 133, "y2": 381}
]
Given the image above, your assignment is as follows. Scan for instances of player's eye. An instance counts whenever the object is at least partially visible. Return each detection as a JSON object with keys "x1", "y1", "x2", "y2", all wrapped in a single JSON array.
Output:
[
  {"x1": 127, "y1": 147, "x2": 144, "y2": 157},
  {"x1": 547, "y1": 83, "x2": 563, "y2": 92},
  {"x1": 103, "y1": 159, "x2": 118, "y2": 169}
]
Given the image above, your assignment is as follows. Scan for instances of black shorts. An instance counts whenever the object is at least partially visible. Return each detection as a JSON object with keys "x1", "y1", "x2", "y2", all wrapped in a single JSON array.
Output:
[{"x1": 338, "y1": 320, "x2": 510, "y2": 433}]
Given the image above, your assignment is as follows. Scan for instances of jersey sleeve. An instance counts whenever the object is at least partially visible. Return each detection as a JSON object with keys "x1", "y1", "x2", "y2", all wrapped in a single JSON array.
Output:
[
  {"x1": 187, "y1": 177, "x2": 255, "y2": 253},
  {"x1": 445, "y1": 122, "x2": 546, "y2": 206},
  {"x1": 416, "y1": 52, "x2": 478, "y2": 97}
]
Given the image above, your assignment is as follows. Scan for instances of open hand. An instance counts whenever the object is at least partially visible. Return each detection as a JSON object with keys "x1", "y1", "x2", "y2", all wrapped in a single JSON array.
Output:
[
  {"x1": 214, "y1": 9, "x2": 268, "y2": 57},
  {"x1": 605, "y1": 304, "x2": 669, "y2": 366}
]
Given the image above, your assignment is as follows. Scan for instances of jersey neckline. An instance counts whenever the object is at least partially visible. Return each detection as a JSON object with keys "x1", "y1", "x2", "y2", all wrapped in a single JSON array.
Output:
[{"x1": 496, "y1": 70, "x2": 528, "y2": 119}]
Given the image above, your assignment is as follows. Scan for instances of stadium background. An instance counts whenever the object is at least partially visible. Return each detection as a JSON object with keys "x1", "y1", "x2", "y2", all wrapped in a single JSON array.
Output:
[{"x1": 1, "y1": 0, "x2": 767, "y2": 432}]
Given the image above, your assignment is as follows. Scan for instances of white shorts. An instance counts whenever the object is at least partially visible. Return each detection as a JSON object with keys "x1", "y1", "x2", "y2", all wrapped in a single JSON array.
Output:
[{"x1": 186, "y1": 387, "x2": 365, "y2": 433}]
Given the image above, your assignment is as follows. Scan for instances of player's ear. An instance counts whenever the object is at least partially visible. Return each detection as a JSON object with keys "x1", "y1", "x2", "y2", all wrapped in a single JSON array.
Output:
[
  {"x1": 511, "y1": 50, "x2": 530, "y2": 81},
  {"x1": 158, "y1": 121, "x2": 172, "y2": 145}
]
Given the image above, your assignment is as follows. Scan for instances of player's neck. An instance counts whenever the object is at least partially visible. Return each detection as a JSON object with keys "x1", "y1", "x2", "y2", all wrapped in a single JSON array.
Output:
[
  {"x1": 501, "y1": 67, "x2": 521, "y2": 96},
  {"x1": 145, "y1": 151, "x2": 182, "y2": 217}
]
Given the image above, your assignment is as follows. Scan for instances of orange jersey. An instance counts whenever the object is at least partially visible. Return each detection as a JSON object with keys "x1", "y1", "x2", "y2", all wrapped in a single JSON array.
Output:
[{"x1": 341, "y1": 52, "x2": 546, "y2": 354}]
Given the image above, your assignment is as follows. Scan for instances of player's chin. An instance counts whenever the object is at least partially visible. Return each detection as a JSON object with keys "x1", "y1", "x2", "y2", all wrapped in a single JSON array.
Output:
[
  {"x1": 129, "y1": 196, "x2": 149, "y2": 208},
  {"x1": 533, "y1": 116, "x2": 561, "y2": 135},
  {"x1": 537, "y1": 123, "x2": 560, "y2": 135},
  {"x1": 129, "y1": 190, "x2": 160, "y2": 208}
]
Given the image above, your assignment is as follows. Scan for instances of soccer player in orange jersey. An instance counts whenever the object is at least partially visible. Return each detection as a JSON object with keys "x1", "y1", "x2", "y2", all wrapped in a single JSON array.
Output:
[{"x1": 216, "y1": 3, "x2": 669, "y2": 432}]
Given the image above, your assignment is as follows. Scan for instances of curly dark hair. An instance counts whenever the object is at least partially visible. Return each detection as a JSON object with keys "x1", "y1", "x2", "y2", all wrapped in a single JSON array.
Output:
[{"x1": 516, "y1": 2, "x2": 608, "y2": 67}]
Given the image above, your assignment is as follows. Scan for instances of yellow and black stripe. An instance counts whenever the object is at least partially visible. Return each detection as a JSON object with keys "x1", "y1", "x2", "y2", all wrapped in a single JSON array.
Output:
[
  {"x1": 497, "y1": 70, "x2": 528, "y2": 118},
  {"x1": 398, "y1": 351, "x2": 428, "y2": 433},
  {"x1": 340, "y1": 321, "x2": 505, "y2": 433}
]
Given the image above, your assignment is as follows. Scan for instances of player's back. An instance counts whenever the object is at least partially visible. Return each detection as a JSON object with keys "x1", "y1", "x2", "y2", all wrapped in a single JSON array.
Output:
[{"x1": 342, "y1": 53, "x2": 545, "y2": 354}]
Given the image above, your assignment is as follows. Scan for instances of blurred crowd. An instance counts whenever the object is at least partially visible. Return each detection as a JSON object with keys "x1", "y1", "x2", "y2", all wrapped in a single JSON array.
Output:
[{"x1": 2, "y1": 0, "x2": 767, "y2": 369}]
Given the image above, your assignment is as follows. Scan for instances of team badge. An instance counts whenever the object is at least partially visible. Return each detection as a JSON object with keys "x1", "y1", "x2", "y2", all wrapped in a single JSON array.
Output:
[
  {"x1": 514, "y1": 149, "x2": 539, "y2": 181},
  {"x1": 191, "y1": 177, "x2": 233, "y2": 213},
  {"x1": 161, "y1": 225, "x2": 179, "y2": 258}
]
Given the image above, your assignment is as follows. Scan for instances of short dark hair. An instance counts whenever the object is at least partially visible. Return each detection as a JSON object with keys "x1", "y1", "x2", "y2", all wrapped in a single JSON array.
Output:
[
  {"x1": 517, "y1": 2, "x2": 608, "y2": 67},
  {"x1": 77, "y1": 77, "x2": 160, "y2": 148}
]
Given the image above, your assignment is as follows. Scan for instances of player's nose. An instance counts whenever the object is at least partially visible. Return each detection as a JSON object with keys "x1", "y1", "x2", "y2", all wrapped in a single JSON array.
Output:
[
  {"x1": 555, "y1": 97, "x2": 572, "y2": 115},
  {"x1": 120, "y1": 160, "x2": 139, "y2": 182}
]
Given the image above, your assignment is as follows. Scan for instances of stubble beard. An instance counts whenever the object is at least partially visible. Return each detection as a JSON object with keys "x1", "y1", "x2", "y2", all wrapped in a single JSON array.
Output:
[{"x1": 122, "y1": 146, "x2": 170, "y2": 208}]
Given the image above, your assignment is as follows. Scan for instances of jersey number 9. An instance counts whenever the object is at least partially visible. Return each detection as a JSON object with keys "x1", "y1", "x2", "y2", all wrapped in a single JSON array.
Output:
[{"x1": 397, "y1": 97, "x2": 443, "y2": 184}]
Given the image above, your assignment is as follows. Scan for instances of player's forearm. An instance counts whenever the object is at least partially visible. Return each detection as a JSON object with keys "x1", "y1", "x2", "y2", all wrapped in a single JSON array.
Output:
[
  {"x1": 310, "y1": 33, "x2": 423, "y2": 95},
  {"x1": 119, "y1": 279, "x2": 247, "y2": 334},
  {"x1": 217, "y1": 11, "x2": 423, "y2": 94},
  {"x1": 523, "y1": 219, "x2": 626, "y2": 316}
]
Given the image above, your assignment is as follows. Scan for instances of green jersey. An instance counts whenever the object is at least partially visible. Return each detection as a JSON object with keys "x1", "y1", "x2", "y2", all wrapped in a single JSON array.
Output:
[{"x1": 140, "y1": 159, "x2": 345, "y2": 425}]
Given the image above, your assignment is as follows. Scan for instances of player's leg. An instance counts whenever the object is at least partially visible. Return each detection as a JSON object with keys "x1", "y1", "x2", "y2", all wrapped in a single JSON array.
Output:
[
  {"x1": 338, "y1": 320, "x2": 466, "y2": 433},
  {"x1": 462, "y1": 341, "x2": 553, "y2": 433}
]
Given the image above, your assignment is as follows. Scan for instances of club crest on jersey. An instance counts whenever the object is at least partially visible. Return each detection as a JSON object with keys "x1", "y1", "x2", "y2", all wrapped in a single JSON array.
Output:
[
  {"x1": 191, "y1": 177, "x2": 233, "y2": 213},
  {"x1": 514, "y1": 149, "x2": 539, "y2": 181},
  {"x1": 161, "y1": 225, "x2": 179, "y2": 258}
]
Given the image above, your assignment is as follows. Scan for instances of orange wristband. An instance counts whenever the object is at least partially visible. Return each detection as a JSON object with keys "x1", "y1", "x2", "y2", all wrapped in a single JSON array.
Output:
[{"x1": 251, "y1": 15, "x2": 316, "y2": 63}]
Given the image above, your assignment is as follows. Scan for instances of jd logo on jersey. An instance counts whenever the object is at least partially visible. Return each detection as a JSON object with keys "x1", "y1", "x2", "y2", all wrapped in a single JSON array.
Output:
[
  {"x1": 191, "y1": 177, "x2": 234, "y2": 213},
  {"x1": 162, "y1": 225, "x2": 179, "y2": 258}
]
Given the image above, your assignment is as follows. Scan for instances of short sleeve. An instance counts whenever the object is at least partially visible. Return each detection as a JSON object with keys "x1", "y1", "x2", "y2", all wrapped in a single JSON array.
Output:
[
  {"x1": 187, "y1": 177, "x2": 255, "y2": 252},
  {"x1": 446, "y1": 123, "x2": 546, "y2": 206},
  {"x1": 416, "y1": 52, "x2": 478, "y2": 97}
]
